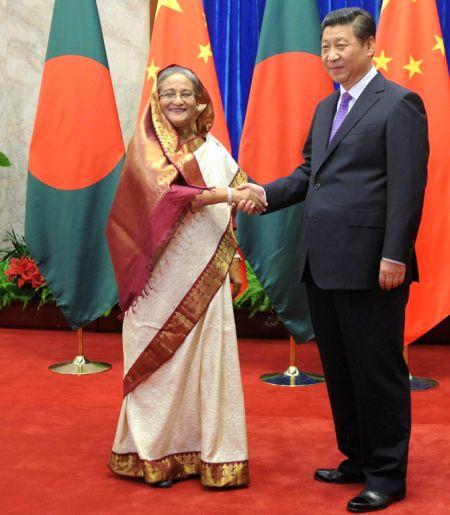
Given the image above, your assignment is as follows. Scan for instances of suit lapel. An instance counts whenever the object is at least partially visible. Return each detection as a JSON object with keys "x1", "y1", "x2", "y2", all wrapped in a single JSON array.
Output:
[
  {"x1": 314, "y1": 90, "x2": 339, "y2": 167},
  {"x1": 314, "y1": 73, "x2": 386, "y2": 175}
]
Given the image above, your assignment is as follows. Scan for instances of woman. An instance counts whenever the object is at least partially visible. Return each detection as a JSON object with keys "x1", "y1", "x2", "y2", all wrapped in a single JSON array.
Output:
[{"x1": 106, "y1": 65, "x2": 264, "y2": 489}]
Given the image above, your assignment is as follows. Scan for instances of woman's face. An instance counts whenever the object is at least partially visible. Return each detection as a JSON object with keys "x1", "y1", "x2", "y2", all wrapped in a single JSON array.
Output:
[{"x1": 158, "y1": 73, "x2": 198, "y2": 131}]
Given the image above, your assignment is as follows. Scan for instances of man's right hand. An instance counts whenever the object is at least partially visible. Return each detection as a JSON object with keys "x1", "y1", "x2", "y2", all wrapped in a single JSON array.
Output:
[{"x1": 235, "y1": 183, "x2": 267, "y2": 214}]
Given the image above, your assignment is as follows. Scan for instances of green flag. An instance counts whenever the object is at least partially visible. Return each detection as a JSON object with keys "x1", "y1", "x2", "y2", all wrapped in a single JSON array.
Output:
[
  {"x1": 237, "y1": 0, "x2": 333, "y2": 341},
  {"x1": 25, "y1": 0, "x2": 125, "y2": 329}
]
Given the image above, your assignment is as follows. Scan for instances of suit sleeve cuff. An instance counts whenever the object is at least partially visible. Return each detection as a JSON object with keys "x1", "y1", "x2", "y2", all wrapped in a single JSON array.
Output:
[{"x1": 382, "y1": 257, "x2": 405, "y2": 266}]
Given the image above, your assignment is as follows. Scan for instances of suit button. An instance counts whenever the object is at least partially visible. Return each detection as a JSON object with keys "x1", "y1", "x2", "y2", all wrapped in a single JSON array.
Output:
[{"x1": 314, "y1": 183, "x2": 321, "y2": 190}]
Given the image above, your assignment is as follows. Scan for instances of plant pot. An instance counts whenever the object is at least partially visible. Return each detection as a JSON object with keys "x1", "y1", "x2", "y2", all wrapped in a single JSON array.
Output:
[
  {"x1": 0, "y1": 301, "x2": 123, "y2": 332},
  {"x1": 233, "y1": 309, "x2": 289, "y2": 339},
  {"x1": 0, "y1": 301, "x2": 288, "y2": 338}
]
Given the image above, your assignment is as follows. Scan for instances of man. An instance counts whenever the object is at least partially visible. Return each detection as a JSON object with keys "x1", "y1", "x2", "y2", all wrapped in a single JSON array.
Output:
[{"x1": 238, "y1": 7, "x2": 428, "y2": 513}]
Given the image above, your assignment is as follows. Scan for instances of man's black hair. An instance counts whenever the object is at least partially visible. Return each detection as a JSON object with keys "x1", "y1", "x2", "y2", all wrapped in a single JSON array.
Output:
[{"x1": 321, "y1": 7, "x2": 376, "y2": 42}]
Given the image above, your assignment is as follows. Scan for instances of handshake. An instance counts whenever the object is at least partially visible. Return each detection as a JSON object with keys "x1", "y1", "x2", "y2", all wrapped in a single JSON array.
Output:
[
  {"x1": 191, "y1": 182, "x2": 268, "y2": 213},
  {"x1": 231, "y1": 183, "x2": 267, "y2": 215}
]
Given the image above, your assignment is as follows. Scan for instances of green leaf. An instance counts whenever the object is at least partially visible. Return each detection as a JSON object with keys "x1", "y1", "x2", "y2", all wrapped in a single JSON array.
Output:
[
  {"x1": 233, "y1": 261, "x2": 274, "y2": 316},
  {"x1": 37, "y1": 285, "x2": 55, "y2": 308},
  {"x1": 0, "y1": 229, "x2": 30, "y2": 260},
  {"x1": 101, "y1": 306, "x2": 113, "y2": 317},
  {"x1": 0, "y1": 152, "x2": 11, "y2": 167}
]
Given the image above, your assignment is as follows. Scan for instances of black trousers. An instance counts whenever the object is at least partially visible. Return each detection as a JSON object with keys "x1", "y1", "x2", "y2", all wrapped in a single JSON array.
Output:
[{"x1": 305, "y1": 274, "x2": 411, "y2": 495}]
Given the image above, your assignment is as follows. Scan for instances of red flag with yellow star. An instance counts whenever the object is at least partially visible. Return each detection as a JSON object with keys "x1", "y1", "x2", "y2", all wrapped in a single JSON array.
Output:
[
  {"x1": 374, "y1": 0, "x2": 450, "y2": 344},
  {"x1": 139, "y1": 0, "x2": 230, "y2": 149}
]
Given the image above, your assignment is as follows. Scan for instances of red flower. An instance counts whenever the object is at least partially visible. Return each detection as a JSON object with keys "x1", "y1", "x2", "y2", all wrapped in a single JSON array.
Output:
[{"x1": 5, "y1": 256, "x2": 46, "y2": 289}]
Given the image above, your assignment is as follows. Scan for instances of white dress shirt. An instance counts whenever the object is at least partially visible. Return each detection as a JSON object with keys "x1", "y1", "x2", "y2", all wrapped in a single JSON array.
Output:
[{"x1": 334, "y1": 65, "x2": 378, "y2": 115}]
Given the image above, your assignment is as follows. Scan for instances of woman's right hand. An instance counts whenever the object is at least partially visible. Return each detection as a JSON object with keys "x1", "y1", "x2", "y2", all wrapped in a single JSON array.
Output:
[{"x1": 232, "y1": 184, "x2": 267, "y2": 214}]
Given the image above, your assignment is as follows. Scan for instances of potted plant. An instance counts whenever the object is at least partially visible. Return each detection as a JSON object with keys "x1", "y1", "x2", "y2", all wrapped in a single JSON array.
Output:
[
  {"x1": 0, "y1": 231, "x2": 67, "y2": 328},
  {"x1": 0, "y1": 230, "x2": 119, "y2": 331},
  {"x1": 0, "y1": 230, "x2": 54, "y2": 309}
]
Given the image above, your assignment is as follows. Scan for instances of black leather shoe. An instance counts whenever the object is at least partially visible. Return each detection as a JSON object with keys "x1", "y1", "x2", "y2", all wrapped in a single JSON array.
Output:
[
  {"x1": 153, "y1": 479, "x2": 173, "y2": 488},
  {"x1": 347, "y1": 489, "x2": 406, "y2": 512},
  {"x1": 314, "y1": 468, "x2": 364, "y2": 484}
]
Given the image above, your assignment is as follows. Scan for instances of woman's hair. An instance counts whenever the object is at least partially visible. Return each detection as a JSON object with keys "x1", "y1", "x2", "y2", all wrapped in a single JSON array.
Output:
[{"x1": 157, "y1": 66, "x2": 201, "y2": 95}]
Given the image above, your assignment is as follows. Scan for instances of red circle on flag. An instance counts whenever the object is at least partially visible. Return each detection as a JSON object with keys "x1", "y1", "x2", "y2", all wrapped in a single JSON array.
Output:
[
  {"x1": 239, "y1": 53, "x2": 332, "y2": 184},
  {"x1": 29, "y1": 55, "x2": 124, "y2": 190}
]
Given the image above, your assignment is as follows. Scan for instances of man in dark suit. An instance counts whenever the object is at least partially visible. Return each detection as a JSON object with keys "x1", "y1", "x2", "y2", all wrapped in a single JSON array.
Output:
[{"x1": 237, "y1": 7, "x2": 428, "y2": 513}]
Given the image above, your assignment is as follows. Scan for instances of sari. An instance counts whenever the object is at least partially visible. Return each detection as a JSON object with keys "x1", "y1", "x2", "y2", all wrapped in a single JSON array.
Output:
[{"x1": 106, "y1": 71, "x2": 249, "y2": 487}]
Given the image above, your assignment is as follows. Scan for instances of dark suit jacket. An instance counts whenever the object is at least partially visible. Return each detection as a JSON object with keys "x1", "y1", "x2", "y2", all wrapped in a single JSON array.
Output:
[{"x1": 264, "y1": 73, "x2": 429, "y2": 290}]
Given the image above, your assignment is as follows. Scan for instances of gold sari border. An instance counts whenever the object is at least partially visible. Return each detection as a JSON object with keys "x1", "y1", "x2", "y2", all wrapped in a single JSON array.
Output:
[
  {"x1": 230, "y1": 168, "x2": 247, "y2": 188},
  {"x1": 123, "y1": 222, "x2": 238, "y2": 397},
  {"x1": 109, "y1": 451, "x2": 249, "y2": 488}
]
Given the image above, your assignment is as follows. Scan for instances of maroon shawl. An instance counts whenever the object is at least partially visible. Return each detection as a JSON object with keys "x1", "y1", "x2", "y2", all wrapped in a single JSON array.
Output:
[{"x1": 106, "y1": 70, "x2": 215, "y2": 313}]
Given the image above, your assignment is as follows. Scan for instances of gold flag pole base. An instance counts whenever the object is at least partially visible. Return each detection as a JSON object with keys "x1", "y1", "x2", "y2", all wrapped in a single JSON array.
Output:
[
  {"x1": 260, "y1": 336, "x2": 325, "y2": 387},
  {"x1": 49, "y1": 355, "x2": 112, "y2": 375},
  {"x1": 49, "y1": 328, "x2": 112, "y2": 376},
  {"x1": 404, "y1": 347, "x2": 439, "y2": 391}
]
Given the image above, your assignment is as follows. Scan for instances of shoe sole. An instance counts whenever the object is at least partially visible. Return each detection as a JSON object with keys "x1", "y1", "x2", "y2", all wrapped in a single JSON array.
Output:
[{"x1": 347, "y1": 494, "x2": 405, "y2": 512}]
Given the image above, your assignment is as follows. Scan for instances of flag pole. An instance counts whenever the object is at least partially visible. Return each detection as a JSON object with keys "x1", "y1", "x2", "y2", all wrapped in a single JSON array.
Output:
[
  {"x1": 260, "y1": 336, "x2": 324, "y2": 387},
  {"x1": 403, "y1": 345, "x2": 438, "y2": 391},
  {"x1": 49, "y1": 328, "x2": 112, "y2": 375}
]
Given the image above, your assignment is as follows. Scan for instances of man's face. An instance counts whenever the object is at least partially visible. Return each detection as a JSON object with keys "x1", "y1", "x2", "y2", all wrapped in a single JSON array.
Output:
[{"x1": 321, "y1": 23, "x2": 374, "y2": 90}]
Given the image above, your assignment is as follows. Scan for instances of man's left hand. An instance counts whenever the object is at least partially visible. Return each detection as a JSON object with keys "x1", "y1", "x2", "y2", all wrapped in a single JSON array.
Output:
[
  {"x1": 379, "y1": 259, "x2": 406, "y2": 291},
  {"x1": 229, "y1": 258, "x2": 242, "y2": 298}
]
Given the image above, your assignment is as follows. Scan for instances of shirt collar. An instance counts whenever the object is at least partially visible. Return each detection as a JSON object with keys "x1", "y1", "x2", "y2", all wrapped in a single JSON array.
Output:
[{"x1": 339, "y1": 66, "x2": 378, "y2": 101}]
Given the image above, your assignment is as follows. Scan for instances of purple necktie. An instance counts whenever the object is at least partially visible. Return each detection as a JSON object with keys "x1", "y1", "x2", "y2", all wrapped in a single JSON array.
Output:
[{"x1": 329, "y1": 92, "x2": 352, "y2": 143}]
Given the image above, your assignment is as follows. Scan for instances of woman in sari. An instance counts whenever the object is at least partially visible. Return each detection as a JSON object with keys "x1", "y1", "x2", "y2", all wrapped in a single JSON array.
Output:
[{"x1": 106, "y1": 65, "x2": 264, "y2": 489}]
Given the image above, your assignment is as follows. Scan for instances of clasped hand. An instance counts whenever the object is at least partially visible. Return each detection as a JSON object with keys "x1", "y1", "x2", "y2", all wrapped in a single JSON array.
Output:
[
  {"x1": 379, "y1": 259, "x2": 405, "y2": 291},
  {"x1": 233, "y1": 183, "x2": 267, "y2": 214}
]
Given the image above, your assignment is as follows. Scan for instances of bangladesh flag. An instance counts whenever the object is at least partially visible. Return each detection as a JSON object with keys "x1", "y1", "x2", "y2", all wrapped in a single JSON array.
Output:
[
  {"x1": 25, "y1": 0, "x2": 125, "y2": 329},
  {"x1": 237, "y1": 0, "x2": 333, "y2": 341}
]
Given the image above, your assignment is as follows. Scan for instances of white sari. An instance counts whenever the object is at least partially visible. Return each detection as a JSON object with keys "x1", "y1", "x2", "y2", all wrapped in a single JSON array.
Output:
[{"x1": 109, "y1": 135, "x2": 249, "y2": 487}]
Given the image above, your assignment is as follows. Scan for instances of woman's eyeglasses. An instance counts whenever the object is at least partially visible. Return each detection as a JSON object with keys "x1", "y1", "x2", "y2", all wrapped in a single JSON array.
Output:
[{"x1": 159, "y1": 90, "x2": 196, "y2": 101}]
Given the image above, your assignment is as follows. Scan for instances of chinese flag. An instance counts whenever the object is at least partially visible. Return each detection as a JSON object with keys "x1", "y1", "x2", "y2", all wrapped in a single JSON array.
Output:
[
  {"x1": 374, "y1": 0, "x2": 450, "y2": 344},
  {"x1": 138, "y1": 0, "x2": 230, "y2": 150}
]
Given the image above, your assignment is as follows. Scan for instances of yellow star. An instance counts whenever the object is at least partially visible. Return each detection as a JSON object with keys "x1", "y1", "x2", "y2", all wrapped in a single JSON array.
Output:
[
  {"x1": 373, "y1": 50, "x2": 393, "y2": 72},
  {"x1": 403, "y1": 55, "x2": 423, "y2": 79},
  {"x1": 156, "y1": 0, "x2": 182, "y2": 18},
  {"x1": 197, "y1": 43, "x2": 213, "y2": 64},
  {"x1": 432, "y1": 35, "x2": 445, "y2": 56},
  {"x1": 146, "y1": 60, "x2": 160, "y2": 81}
]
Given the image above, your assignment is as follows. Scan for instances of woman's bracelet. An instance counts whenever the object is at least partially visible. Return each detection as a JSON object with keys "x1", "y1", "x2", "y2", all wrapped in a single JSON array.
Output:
[{"x1": 226, "y1": 187, "x2": 233, "y2": 206}]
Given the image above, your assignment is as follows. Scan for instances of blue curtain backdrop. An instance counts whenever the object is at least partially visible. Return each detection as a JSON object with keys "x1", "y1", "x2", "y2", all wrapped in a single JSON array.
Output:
[{"x1": 203, "y1": 0, "x2": 450, "y2": 158}]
